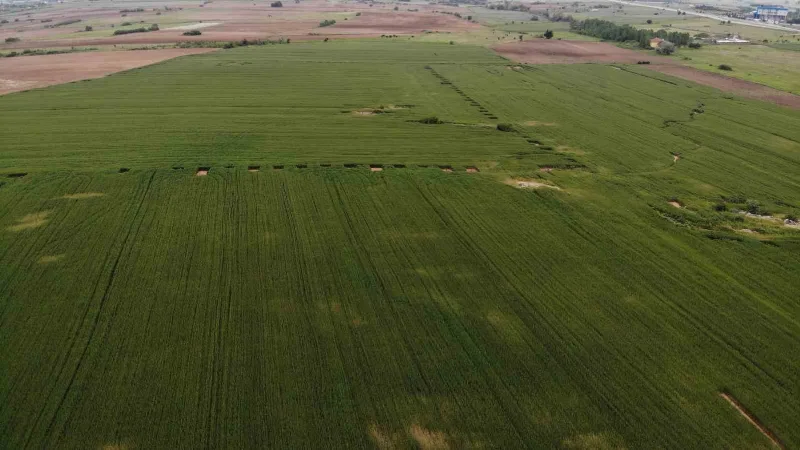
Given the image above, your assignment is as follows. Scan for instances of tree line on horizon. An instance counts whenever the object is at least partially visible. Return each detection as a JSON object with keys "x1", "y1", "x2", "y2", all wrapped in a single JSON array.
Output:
[{"x1": 570, "y1": 18, "x2": 692, "y2": 48}]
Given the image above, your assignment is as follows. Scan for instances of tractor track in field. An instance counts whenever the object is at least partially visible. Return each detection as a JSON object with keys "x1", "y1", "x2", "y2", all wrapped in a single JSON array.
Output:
[
  {"x1": 35, "y1": 171, "x2": 156, "y2": 446},
  {"x1": 426, "y1": 66, "x2": 582, "y2": 168}
]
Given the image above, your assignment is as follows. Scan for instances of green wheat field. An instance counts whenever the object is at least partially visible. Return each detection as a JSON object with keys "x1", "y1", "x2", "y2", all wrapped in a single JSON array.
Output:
[{"x1": 1, "y1": 40, "x2": 799, "y2": 449}]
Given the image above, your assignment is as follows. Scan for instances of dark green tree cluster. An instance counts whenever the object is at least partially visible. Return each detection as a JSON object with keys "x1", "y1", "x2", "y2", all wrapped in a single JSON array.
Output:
[{"x1": 570, "y1": 19, "x2": 691, "y2": 48}]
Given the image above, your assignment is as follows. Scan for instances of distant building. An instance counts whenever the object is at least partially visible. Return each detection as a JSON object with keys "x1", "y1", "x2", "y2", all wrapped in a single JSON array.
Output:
[
  {"x1": 649, "y1": 37, "x2": 664, "y2": 48},
  {"x1": 716, "y1": 34, "x2": 750, "y2": 44},
  {"x1": 754, "y1": 5, "x2": 789, "y2": 23}
]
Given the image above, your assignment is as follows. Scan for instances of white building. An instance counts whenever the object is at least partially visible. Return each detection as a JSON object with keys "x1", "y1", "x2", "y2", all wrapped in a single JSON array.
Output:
[{"x1": 754, "y1": 5, "x2": 789, "y2": 23}]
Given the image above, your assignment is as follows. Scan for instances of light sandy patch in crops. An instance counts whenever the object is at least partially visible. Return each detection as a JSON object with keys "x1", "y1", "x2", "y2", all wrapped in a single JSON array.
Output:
[
  {"x1": 738, "y1": 228, "x2": 756, "y2": 234},
  {"x1": 506, "y1": 179, "x2": 560, "y2": 190},
  {"x1": 38, "y1": 254, "x2": 65, "y2": 264},
  {"x1": 7, "y1": 211, "x2": 51, "y2": 232},
  {"x1": 738, "y1": 211, "x2": 776, "y2": 221},
  {"x1": 668, "y1": 201, "x2": 682, "y2": 209},
  {"x1": 61, "y1": 192, "x2": 104, "y2": 200},
  {"x1": 369, "y1": 424, "x2": 400, "y2": 449},
  {"x1": 370, "y1": 167, "x2": 384, "y2": 172},
  {"x1": 524, "y1": 121, "x2": 557, "y2": 126},
  {"x1": 719, "y1": 392, "x2": 785, "y2": 449},
  {"x1": 673, "y1": 154, "x2": 681, "y2": 163},
  {"x1": 196, "y1": 169, "x2": 209, "y2": 176},
  {"x1": 165, "y1": 22, "x2": 222, "y2": 31},
  {"x1": 354, "y1": 110, "x2": 377, "y2": 116},
  {"x1": 0, "y1": 49, "x2": 216, "y2": 96},
  {"x1": 556, "y1": 146, "x2": 586, "y2": 155},
  {"x1": 409, "y1": 424, "x2": 449, "y2": 450},
  {"x1": 101, "y1": 444, "x2": 129, "y2": 450},
  {"x1": 0, "y1": 79, "x2": 38, "y2": 92},
  {"x1": 562, "y1": 433, "x2": 626, "y2": 449}
]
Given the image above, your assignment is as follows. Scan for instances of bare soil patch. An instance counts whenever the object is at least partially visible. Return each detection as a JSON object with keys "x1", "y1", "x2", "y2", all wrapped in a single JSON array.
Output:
[
  {"x1": 368, "y1": 424, "x2": 400, "y2": 449},
  {"x1": 466, "y1": 166, "x2": 479, "y2": 173},
  {"x1": 7, "y1": 211, "x2": 51, "y2": 232},
  {"x1": 0, "y1": 49, "x2": 215, "y2": 96},
  {"x1": 61, "y1": 192, "x2": 104, "y2": 200},
  {"x1": 196, "y1": 168, "x2": 209, "y2": 176},
  {"x1": 494, "y1": 40, "x2": 648, "y2": 65},
  {"x1": 409, "y1": 424, "x2": 449, "y2": 450},
  {"x1": 38, "y1": 254, "x2": 65, "y2": 264},
  {"x1": 165, "y1": 22, "x2": 222, "y2": 31},
  {"x1": 507, "y1": 179, "x2": 561, "y2": 190},
  {"x1": 719, "y1": 392, "x2": 785, "y2": 449},
  {"x1": 649, "y1": 65, "x2": 800, "y2": 110},
  {"x1": 668, "y1": 201, "x2": 682, "y2": 208}
]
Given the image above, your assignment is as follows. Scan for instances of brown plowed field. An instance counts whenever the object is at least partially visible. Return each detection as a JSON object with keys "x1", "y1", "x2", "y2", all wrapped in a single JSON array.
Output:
[
  {"x1": 0, "y1": 0, "x2": 475, "y2": 50},
  {"x1": 493, "y1": 40, "x2": 651, "y2": 64},
  {"x1": 649, "y1": 64, "x2": 800, "y2": 109},
  {"x1": 495, "y1": 40, "x2": 800, "y2": 109},
  {"x1": 330, "y1": 11, "x2": 479, "y2": 35},
  {"x1": 0, "y1": 48, "x2": 215, "y2": 95}
]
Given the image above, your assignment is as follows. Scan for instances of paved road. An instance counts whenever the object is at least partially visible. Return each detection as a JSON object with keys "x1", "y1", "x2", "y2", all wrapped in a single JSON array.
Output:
[{"x1": 607, "y1": 0, "x2": 800, "y2": 33}]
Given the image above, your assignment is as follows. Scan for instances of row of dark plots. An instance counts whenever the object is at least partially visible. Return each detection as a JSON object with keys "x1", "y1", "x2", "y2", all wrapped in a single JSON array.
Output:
[
  {"x1": 184, "y1": 164, "x2": 480, "y2": 176},
  {"x1": 3, "y1": 165, "x2": 481, "y2": 180}
]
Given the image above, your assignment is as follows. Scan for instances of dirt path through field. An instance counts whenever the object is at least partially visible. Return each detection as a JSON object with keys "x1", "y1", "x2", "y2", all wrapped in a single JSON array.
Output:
[
  {"x1": 494, "y1": 40, "x2": 800, "y2": 109},
  {"x1": 0, "y1": 48, "x2": 215, "y2": 95},
  {"x1": 719, "y1": 392, "x2": 785, "y2": 449}
]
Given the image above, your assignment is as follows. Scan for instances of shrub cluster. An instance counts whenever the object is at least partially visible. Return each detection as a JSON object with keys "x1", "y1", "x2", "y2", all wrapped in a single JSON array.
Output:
[
  {"x1": 496, "y1": 123, "x2": 515, "y2": 132},
  {"x1": 418, "y1": 116, "x2": 443, "y2": 124},
  {"x1": 319, "y1": 19, "x2": 336, "y2": 27},
  {"x1": 113, "y1": 24, "x2": 158, "y2": 35},
  {"x1": 183, "y1": 29, "x2": 202, "y2": 36}
]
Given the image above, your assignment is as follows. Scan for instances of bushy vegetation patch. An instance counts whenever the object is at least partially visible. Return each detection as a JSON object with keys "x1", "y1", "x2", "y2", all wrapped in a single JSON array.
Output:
[
  {"x1": 571, "y1": 18, "x2": 691, "y2": 48},
  {"x1": 113, "y1": 24, "x2": 159, "y2": 35}
]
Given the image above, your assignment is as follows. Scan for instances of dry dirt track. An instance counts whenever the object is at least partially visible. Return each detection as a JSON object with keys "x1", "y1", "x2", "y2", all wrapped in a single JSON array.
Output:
[
  {"x1": 0, "y1": 48, "x2": 215, "y2": 95},
  {"x1": 648, "y1": 64, "x2": 800, "y2": 109},
  {"x1": 494, "y1": 40, "x2": 800, "y2": 109}
]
